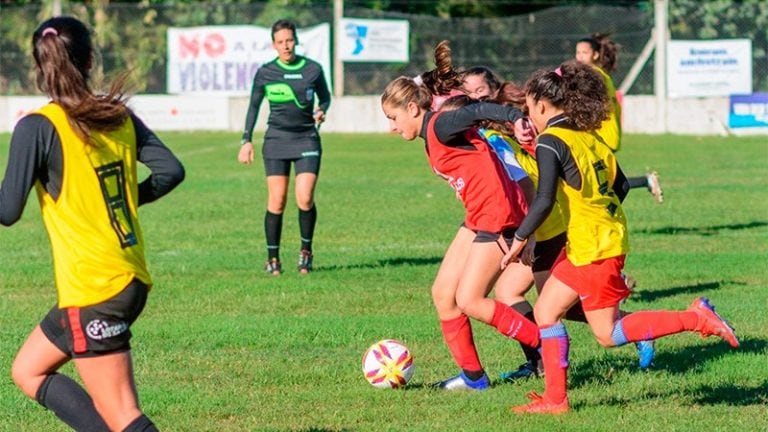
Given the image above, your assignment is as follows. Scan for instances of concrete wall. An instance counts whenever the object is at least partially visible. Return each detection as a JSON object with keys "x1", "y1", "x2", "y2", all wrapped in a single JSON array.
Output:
[{"x1": 2, "y1": 95, "x2": 765, "y2": 136}]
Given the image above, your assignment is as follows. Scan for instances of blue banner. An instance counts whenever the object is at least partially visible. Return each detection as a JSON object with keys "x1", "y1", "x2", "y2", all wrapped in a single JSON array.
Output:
[{"x1": 729, "y1": 93, "x2": 768, "y2": 128}]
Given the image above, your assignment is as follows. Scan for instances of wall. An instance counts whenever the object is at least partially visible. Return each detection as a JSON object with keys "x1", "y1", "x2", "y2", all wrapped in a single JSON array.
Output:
[{"x1": 1, "y1": 95, "x2": 765, "y2": 136}]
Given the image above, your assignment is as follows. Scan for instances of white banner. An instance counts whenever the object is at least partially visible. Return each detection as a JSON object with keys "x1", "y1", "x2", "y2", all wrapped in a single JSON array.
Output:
[
  {"x1": 128, "y1": 95, "x2": 229, "y2": 131},
  {"x1": 339, "y1": 18, "x2": 409, "y2": 62},
  {"x1": 667, "y1": 39, "x2": 752, "y2": 98},
  {"x1": 167, "y1": 24, "x2": 331, "y2": 95}
]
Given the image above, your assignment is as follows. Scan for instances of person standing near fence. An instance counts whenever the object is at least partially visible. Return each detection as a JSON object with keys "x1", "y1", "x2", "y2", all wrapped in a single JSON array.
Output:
[
  {"x1": 238, "y1": 19, "x2": 331, "y2": 275},
  {"x1": 575, "y1": 33, "x2": 664, "y2": 203},
  {"x1": 2, "y1": 16, "x2": 185, "y2": 431},
  {"x1": 502, "y1": 61, "x2": 738, "y2": 415}
]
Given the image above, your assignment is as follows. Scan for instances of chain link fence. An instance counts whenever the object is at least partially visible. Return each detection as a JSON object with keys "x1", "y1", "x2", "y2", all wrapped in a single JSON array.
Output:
[{"x1": 1, "y1": 1, "x2": 765, "y2": 96}]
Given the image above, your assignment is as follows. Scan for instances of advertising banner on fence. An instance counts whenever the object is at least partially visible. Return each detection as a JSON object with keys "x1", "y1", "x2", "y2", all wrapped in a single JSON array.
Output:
[
  {"x1": 167, "y1": 24, "x2": 330, "y2": 95},
  {"x1": 338, "y1": 18, "x2": 409, "y2": 62},
  {"x1": 729, "y1": 93, "x2": 768, "y2": 129},
  {"x1": 667, "y1": 39, "x2": 752, "y2": 98}
]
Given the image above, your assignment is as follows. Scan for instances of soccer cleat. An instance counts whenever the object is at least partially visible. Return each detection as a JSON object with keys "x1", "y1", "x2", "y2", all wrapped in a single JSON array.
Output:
[
  {"x1": 434, "y1": 371, "x2": 490, "y2": 391},
  {"x1": 646, "y1": 171, "x2": 664, "y2": 203},
  {"x1": 635, "y1": 340, "x2": 655, "y2": 369},
  {"x1": 512, "y1": 391, "x2": 570, "y2": 415},
  {"x1": 687, "y1": 297, "x2": 739, "y2": 348},
  {"x1": 265, "y1": 258, "x2": 282, "y2": 276},
  {"x1": 499, "y1": 360, "x2": 544, "y2": 382},
  {"x1": 297, "y1": 249, "x2": 313, "y2": 274}
]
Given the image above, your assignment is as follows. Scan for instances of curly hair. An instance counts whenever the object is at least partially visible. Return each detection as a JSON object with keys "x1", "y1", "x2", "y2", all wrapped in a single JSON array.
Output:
[
  {"x1": 578, "y1": 32, "x2": 620, "y2": 72},
  {"x1": 524, "y1": 60, "x2": 609, "y2": 131}
]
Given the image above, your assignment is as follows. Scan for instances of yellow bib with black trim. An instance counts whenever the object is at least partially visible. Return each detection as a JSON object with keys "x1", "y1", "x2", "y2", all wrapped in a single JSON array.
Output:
[
  {"x1": 594, "y1": 66, "x2": 622, "y2": 152},
  {"x1": 481, "y1": 129, "x2": 568, "y2": 241},
  {"x1": 34, "y1": 103, "x2": 151, "y2": 308},
  {"x1": 542, "y1": 126, "x2": 629, "y2": 265}
]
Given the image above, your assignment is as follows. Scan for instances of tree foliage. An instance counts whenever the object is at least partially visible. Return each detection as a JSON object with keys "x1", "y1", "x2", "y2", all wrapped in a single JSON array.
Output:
[{"x1": 0, "y1": 0, "x2": 764, "y2": 94}]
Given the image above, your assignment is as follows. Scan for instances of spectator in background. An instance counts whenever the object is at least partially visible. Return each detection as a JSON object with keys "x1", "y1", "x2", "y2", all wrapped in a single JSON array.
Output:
[{"x1": 239, "y1": 19, "x2": 331, "y2": 275}]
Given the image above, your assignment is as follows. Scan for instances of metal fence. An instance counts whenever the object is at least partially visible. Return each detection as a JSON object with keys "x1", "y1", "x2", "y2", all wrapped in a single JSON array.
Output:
[{"x1": 0, "y1": 1, "x2": 765, "y2": 96}]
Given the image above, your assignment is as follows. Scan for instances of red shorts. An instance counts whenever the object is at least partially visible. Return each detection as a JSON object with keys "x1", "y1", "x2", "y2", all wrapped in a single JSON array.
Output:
[{"x1": 550, "y1": 249, "x2": 629, "y2": 311}]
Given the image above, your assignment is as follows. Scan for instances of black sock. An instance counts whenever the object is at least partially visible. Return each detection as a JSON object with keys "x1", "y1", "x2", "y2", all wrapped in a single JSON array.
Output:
[
  {"x1": 122, "y1": 414, "x2": 158, "y2": 432},
  {"x1": 298, "y1": 205, "x2": 317, "y2": 252},
  {"x1": 264, "y1": 211, "x2": 283, "y2": 260},
  {"x1": 36, "y1": 373, "x2": 110, "y2": 432},
  {"x1": 511, "y1": 301, "x2": 541, "y2": 365},
  {"x1": 564, "y1": 302, "x2": 588, "y2": 323},
  {"x1": 462, "y1": 369, "x2": 486, "y2": 381},
  {"x1": 627, "y1": 176, "x2": 648, "y2": 190}
]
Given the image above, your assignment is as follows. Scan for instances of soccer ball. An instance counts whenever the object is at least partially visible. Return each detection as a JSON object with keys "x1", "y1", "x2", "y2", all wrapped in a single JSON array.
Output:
[{"x1": 361, "y1": 339, "x2": 415, "y2": 389}]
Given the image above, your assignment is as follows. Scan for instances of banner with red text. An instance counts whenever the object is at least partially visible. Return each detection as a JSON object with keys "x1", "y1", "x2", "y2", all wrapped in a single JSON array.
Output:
[{"x1": 167, "y1": 24, "x2": 330, "y2": 95}]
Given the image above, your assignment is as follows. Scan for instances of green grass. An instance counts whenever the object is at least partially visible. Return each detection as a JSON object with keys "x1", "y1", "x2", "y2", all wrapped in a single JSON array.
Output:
[{"x1": 0, "y1": 131, "x2": 766, "y2": 431}]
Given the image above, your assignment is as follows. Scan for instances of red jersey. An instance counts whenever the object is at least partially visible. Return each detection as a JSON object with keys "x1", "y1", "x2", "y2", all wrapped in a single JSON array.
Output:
[{"x1": 425, "y1": 113, "x2": 528, "y2": 232}]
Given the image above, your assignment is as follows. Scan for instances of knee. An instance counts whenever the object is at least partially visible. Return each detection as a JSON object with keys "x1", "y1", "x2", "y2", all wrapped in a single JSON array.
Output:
[
  {"x1": 593, "y1": 330, "x2": 617, "y2": 348},
  {"x1": 10, "y1": 362, "x2": 39, "y2": 399},
  {"x1": 454, "y1": 293, "x2": 482, "y2": 319},
  {"x1": 533, "y1": 304, "x2": 559, "y2": 326},
  {"x1": 296, "y1": 197, "x2": 314, "y2": 210}
]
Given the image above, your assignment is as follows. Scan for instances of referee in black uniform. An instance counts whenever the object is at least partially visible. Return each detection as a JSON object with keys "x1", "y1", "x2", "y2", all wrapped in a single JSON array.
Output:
[{"x1": 238, "y1": 19, "x2": 331, "y2": 275}]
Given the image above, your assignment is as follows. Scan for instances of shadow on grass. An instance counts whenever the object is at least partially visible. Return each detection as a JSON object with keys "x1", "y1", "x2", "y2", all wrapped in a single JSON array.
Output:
[
  {"x1": 579, "y1": 380, "x2": 768, "y2": 409},
  {"x1": 315, "y1": 256, "x2": 443, "y2": 272},
  {"x1": 568, "y1": 336, "x2": 767, "y2": 390},
  {"x1": 692, "y1": 381, "x2": 768, "y2": 406},
  {"x1": 628, "y1": 280, "x2": 747, "y2": 303},
  {"x1": 639, "y1": 220, "x2": 768, "y2": 236}
]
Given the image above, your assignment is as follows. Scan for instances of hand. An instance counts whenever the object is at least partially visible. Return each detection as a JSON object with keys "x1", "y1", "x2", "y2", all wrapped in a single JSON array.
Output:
[
  {"x1": 238, "y1": 142, "x2": 254, "y2": 165},
  {"x1": 520, "y1": 238, "x2": 536, "y2": 267},
  {"x1": 513, "y1": 117, "x2": 537, "y2": 146},
  {"x1": 313, "y1": 108, "x2": 326, "y2": 125},
  {"x1": 501, "y1": 237, "x2": 527, "y2": 270}
]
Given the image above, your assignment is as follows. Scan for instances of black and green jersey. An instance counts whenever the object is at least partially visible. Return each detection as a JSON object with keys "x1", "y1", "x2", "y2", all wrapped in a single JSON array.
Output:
[{"x1": 241, "y1": 55, "x2": 331, "y2": 159}]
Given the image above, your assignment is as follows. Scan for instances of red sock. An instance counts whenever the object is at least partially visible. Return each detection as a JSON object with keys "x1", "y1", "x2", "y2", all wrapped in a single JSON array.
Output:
[
  {"x1": 440, "y1": 314, "x2": 482, "y2": 372},
  {"x1": 490, "y1": 301, "x2": 540, "y2": 348},
  {"x1": 540, "y1": 323, "x2": 569, "y2": 404},
  {"x1": 619, "y1": 311, "x2": 698, "y2": 342}
]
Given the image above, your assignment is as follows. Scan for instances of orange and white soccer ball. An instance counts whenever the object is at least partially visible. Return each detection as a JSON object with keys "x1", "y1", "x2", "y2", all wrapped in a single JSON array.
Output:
[{"x1": 362, "y1": 339, "x2": 415, "y2": 389}]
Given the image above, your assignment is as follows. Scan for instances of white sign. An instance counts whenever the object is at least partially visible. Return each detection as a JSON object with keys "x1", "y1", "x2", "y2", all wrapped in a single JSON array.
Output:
[
  {"x1": 667, "y1": 39, "x2": 752, "y2": 98},
  {"x1": 338, "y1": 18, "x2": 409, "y2": 62},
  {"x1": 128, "y1": 95, "x2": 229, "y2": 131},
  {"x1": 5, "y1": 96, "x2": 49, "y2": 131},
  {"x1": 167, "y1": 24, "x2": 331, "y2": 95}
]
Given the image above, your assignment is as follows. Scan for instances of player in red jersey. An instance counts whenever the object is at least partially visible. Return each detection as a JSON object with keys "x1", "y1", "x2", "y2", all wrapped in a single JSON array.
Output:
[
  {"x1": 502, "y1": 61, "x2": 738, "y2": 415},
  {"x1": 381, "y1": 75, "x2": 542, "y2": 390}
]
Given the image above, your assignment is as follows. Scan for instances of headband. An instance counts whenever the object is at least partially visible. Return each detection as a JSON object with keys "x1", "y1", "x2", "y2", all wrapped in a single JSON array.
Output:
[{"x1": 42, "y1": 27, "x2": 58, "y2": 37}]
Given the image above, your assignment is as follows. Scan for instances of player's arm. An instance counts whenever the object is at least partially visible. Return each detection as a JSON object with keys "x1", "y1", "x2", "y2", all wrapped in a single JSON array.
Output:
[
  {"x1": 0, "y1": 115, "x2": 50, "y2": 226},
  {"x1": 314, "y1": 67, "x2": 331, "y2": 123},
  {"x1": 241, "y1": 70, "x2": 266, "y2": 145},
  {"x1": 613, "y1": 162, "x2": 630, "y2": 203},
  {"x1": 133, "y1": 114, "x2": 185, "y2": 206},
  {"x1": 434, "y1": 102, "x2": 524, "y2": 143},
  {"x1": 515, "y1": 135, "x2": 564, "y2": 241}
]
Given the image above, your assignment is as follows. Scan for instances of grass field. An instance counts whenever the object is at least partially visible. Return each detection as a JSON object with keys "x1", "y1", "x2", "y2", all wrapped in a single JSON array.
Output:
[{"x1": 0, "y1": 130, "x2": 766, "y2": 431}]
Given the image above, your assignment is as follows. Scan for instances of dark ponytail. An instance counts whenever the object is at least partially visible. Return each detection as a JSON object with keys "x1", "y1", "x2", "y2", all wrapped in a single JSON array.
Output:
[
  {"x1": 578, "y1": 32, "x2": 619, "y2": 73},
  {"x1": 420, "y1": 40, "x2": 463, "y2": 96},
  {"x1": 32, "y1": 16, "x2": 130, "y2": 141},
  {"x1": 525, "y1": 60, "x2": 609, "y2": 131}
]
